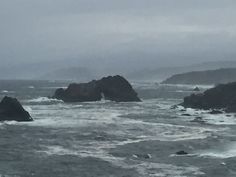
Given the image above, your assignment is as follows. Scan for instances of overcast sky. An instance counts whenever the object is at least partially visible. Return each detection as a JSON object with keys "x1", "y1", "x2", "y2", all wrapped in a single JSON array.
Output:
[{"x1": 0, "y1": 0, "x2": 236, "y2": 68}]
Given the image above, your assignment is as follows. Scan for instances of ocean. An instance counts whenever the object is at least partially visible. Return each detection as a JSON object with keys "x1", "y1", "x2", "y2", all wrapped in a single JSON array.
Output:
[{"x1": 0, "y1": 80, "x2": 235, "y2": 177}]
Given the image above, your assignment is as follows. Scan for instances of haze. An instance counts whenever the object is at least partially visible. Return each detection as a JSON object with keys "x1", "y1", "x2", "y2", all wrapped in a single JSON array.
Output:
[{"x1": 0, "y1": 0, "x2": 236, "y2": 79}]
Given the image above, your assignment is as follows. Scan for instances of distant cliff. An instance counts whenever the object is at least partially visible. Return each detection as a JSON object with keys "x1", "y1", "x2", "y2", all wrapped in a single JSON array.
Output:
[{"x1": 162, "y1": 68, "x2": 236, "y2": 85}]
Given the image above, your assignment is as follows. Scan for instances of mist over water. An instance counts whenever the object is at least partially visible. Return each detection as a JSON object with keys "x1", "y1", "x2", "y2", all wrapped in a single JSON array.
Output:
[{"x1": 0, "y1": 0, "x2": 236, "y2": 176}]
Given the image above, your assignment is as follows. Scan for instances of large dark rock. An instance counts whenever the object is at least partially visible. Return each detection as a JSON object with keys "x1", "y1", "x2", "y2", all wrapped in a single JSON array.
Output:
[
  {"x1": 53, "y1": 75, "x2": 141, "y2": 102},
  {"x1": 53, "y1": 81, "x2": 101, "y2": 102},
  {"x1": 0, "y1": 96, "x2": 32, "y2": 122},
  {"x1": 182, "y1": 82, "x2": 236, "y2": 112}
]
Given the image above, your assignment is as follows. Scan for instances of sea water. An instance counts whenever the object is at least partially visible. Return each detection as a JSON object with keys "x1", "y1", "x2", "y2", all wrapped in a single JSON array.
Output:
[{"x1": 0, "y1": 80, "x2": 235, "y2": 177}]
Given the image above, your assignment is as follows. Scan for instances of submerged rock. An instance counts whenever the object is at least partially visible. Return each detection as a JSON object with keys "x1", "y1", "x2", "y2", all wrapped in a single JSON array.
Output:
[
  {"x1": 193, "y1": 87, "x2": 200, "y2": 92},
  {"x1": 191, "y1": 117, "x2": 205, "y2": 124},
  {"x1": 182, "y1": 82, "x2": 236, "y2": 113},
  {"x1": 209, "y1": 110, "x2": 223, "y2": 114},
  {"x1": 53, "y1": 75, "x2": 141, "y2": 102},
  {"x1": 175, "y1": 151, "x2": 188, "y2": 155},
  {"x1": 0, "y1": 96, "x2": 32, "y2": 122},
  {"x1": 132, "y1": 153, "x2": 152, "y2": 159},
  {"x1": 181, "y1": 113, "x2": 192, "y2": 116}
]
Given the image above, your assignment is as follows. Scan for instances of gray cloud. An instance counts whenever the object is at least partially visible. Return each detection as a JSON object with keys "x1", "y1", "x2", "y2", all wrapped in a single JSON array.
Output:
[{"x1": 0, "y1": 0, "x2": 236, "y2": 70}]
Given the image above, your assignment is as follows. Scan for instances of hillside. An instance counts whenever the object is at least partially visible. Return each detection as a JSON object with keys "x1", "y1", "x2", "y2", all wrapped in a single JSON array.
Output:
[
  {"x1": 162, "y1": 68, "x2": 236, "y2": 85},
  {"x1": 127, "y1": 61, "x2": 236, "y2": 81}
]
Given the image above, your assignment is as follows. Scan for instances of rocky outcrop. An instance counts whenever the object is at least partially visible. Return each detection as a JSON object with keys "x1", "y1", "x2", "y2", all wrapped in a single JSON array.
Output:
[
  {"x1": 193, "y1": 87, "x2": 200, "y2": 92},
  {"x1": 0, "y1": 96, "x2": 32, "y2": 121},
  {"x1": 182, "y1": 82, "x2": 236, "y2": 112},
  {"x1": 175, "y1": 151, "x2": 188, "y2": 155},
  {"x1": 53, "y1": 75, "x2": 141, "y2": 102}
]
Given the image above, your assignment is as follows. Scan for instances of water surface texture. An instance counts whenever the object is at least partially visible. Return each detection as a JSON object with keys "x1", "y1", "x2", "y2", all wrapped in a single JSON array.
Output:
[{"x1": 0, "y1": 80, "x2": 236, "y2": 177}]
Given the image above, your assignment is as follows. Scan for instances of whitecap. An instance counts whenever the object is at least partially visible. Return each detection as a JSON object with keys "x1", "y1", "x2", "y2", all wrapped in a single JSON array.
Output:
[
  {"x1": 40, "y1": 145, "x2": 79, "y2": 156},
  {"x1": 27, "y1": 97, "x2": 63, "y2": 103},
  {"x1": 198, "y1": 142, "x2": 236, "y2": 158},
  {"x1": 1, "y1": 90, "x2": 9, "y2": 93},
  {"x1": 24, "y1": 106, "x2": 32, "y2": 113}
]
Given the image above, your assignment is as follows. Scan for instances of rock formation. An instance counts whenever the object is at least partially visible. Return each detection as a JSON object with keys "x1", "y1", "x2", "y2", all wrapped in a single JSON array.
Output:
[
  {"x1": 182, "y1": 82, "x2": 236, "y2": 112},
  {"x1": 53, "y1": 75, "x2": 141, "y2": 102},
  {"x1": 0, "y1": 96, "x2": 33, "y2": 121}
]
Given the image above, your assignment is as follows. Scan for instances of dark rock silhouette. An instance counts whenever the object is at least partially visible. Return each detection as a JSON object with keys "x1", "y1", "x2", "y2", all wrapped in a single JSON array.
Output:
[
  {"x1": 53, "y1": 81, "x2": 101, "y2": 102},
  {"x1": 53, "y1": 75, "x2": 141, "y2": 102},
  {"x1": 181, "y1": 113, "x2": 191, "y2": 116},
  {"x1": 209, "y1": 110, "x2": 223, "y2": 114},
  {"x1": 175, "y1": 151, "x2": 188, "y2": 155},
  {"x1": 0, "y1": 96, "x2": 32, "y2": 122},
  {"x1": 182, "y1": 82, "x2": 236, "y2": 112},
  {"x1": 133, "y1": 154, "x2": 151, "y2": 159},
  {"x1": 193, "y1": 87, "x2": 200, "y2": 91}
]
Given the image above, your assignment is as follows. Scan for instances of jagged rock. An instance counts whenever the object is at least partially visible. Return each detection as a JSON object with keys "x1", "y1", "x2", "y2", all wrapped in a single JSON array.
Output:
[
  {"x1": 193, "y1": 87, "x2": 200, "y2": 91},
  {"x1": 175, "y1": 151, "x2": 188, "y2": 155},
  {"x1": 132, "y1": 154, "x2": 152, "y2": 159},
  {"x1": 53, "y1": 75, "x2": 141, "y2": 102},
  {"x1": 182, "y1": 82, "x2": 236, "y2": 113},
  {"x1": 181, "y1": 113, "x2": 191, "y2": 116},
  {"x1": 209, "y1": 110, "x2": 223, "y2": 114},
  {"x1": 0, "y1": 96, "x2": 32, "y2": 122},
  {"x1": 53, "y1": 81, "x2": 101, "y2": 102}
]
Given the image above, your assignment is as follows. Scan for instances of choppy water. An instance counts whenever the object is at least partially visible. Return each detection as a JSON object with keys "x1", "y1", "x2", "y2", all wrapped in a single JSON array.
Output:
[{"x1": 0, "y1": 80, "x2": 236, "y2": 177}]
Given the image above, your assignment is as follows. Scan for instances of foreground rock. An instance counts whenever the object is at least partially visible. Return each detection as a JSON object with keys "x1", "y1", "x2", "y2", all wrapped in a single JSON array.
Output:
[
  {"x1": 0, "y1": 96, "x2": 33, "y2": 122},
  {"x1": 182, "y1": 82, "x2": 236, "y2": 112},
  {"x1": 53, "y1": 75, "x2": 141, "y2": 102}
]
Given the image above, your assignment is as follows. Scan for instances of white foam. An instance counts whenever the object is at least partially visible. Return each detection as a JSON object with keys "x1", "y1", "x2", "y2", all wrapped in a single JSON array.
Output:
[
  {"x1": 1, "y1": 90, "x2": 9, "y2": 93},
  {"x1": 27, "y1": 97, "x2": 63, "y2": 103},
  {"x1": 0, "y1": 121, "x2": 19, "y2": 125},
  {"x1": 24, "y1": 106, "x2": 32, "y2": 113},
  {"x1": 41, "y1": 145, "x2": 79, "y2": 156},
  {"x1": 202, "y1": 113, "x2": 236, "y2": 125},
  {"x1": 199, "y1": 142, "x2": 236, "y2": 158},
  {"x1": 40, "y1": 142, "x2": 204, "y2": 177}
]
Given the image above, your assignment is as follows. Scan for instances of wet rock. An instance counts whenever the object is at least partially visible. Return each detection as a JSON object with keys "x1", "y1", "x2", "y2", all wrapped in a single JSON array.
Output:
[
  {"x1": 132, "y1": 154, "x2": 151, "y2": 159},
  {"x1": 0, "y1": 96, "x2": 33, "y2": 122},
  {"x1": 170, "y1": 105, "x2": 178, "y2": 109},
  {"x1": 181, "y1": 113, "x2": 191, "y2": 116},
  {"x1": 96, "y1": 75, "x2": 141, "y2": 102},
  {"x1": 191, "y1": 117, "x2": 205, "y2": 124},
  {"x1": 52, "y1": 81, "x2": 101, "y2": 102},
  {"x1": 175, "y1": 151, "x2": 188, "y2": 155},
  {"x1": 193, "y1": 87, "x2": 200, "y2": 91},
  {"x1": 182, "y1": 82, "x2": 236, "y2": 113},
  {"x1": 53, "y1": 75, "x2": 141, "y2": 102},
  {"x1": 209, "y1": 110, "x2": 223, "y2": 114}
]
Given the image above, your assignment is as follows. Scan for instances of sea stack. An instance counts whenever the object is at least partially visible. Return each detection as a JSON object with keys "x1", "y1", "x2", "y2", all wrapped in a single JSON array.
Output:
[
  {"x1": 53, "y1": 75, "x2": 141, "y2": 102},
  {"x1": 0, "y1": 96, "x2": 33, "y2": 122},
  {"x1": 182, "y1": 82, "x2": 236, "y2": 112}
]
